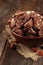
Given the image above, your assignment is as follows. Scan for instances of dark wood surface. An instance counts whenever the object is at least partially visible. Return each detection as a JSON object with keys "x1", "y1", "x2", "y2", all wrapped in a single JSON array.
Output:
[
  {"x1": 0, "y1": 35, "x2": 6, "y2": 59},
  {"x1": 0, "y1": 39, "x2": 43, "y2": 65}
]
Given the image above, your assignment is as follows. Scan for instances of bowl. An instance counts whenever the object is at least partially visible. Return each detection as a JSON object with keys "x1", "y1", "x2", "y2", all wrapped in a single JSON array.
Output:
[{"x1": 10, "y1": 29, "x2": 43, "y2": 46}]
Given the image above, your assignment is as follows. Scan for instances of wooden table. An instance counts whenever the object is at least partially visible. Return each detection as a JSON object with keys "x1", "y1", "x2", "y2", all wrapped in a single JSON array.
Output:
[{"x1": 0, "y1": 37, "x2": 43, "y2": 65}]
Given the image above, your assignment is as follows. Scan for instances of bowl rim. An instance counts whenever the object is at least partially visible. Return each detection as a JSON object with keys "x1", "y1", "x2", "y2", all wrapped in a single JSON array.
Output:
[{"x1": 11, "y1": 30, "x2": 43, "y2": 39}]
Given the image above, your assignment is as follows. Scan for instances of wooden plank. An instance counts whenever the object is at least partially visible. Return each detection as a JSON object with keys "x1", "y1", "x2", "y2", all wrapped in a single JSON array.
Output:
[{"x1": 0, "y1": 35, "x2": 6, "y2": 59}]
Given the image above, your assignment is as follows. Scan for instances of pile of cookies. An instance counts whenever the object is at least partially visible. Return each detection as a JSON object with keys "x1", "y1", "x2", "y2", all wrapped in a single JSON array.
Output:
[{"x1": 8, "y1": 11, "x2": 43, "y2": 37}]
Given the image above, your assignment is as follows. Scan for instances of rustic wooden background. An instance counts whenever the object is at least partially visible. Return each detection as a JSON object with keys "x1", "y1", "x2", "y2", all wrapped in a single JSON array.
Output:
[{"x1": 0, "y1": 0, "x2": 43, "y2": 65}]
